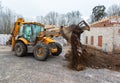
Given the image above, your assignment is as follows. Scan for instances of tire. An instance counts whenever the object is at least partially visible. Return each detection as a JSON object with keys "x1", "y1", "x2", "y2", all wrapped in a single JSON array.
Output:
[
  {"x1": 14, "y1": 42, "x2": 27, "y2": 57},
  {"x1": 33, "y1": 42, "x2": 49, "y2": 61},
  {"x1": 52, "y1": 42, "x2": 62, "y2": 56}
]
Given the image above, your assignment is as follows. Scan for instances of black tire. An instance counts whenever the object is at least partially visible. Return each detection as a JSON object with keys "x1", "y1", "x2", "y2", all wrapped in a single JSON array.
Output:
[
  {"x1": 14, "y1": 42, "x2": 27, "y2": 57},
  {"x1": 52, "y1": 42, "x2": 62, "y2": 56},
  {"x1": 33, "y1": 42, "x2": 49, "y2": 61}
]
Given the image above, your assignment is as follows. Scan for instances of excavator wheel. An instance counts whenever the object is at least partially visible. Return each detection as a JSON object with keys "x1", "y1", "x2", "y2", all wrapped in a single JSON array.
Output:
[
  {"x1": 52, "y1": 42, "x2": 62, "y2": 56},
  {"x1": 33, "y1": 42, "x2": 49, "y2": 61},
  {"x1": 14, "y1": 42, "x2": 27, "y2": 57}
]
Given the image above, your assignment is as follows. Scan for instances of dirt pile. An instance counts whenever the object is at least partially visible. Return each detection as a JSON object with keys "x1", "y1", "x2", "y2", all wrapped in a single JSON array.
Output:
[{"x1": 65, "y1": 45, "x2": 120, "y2": 71}]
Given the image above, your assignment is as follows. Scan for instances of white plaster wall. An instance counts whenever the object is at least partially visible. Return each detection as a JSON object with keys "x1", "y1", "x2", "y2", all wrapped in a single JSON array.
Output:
[
  {"x1": 0, "y1": 34, "x2": 11, "y2": 45},
  {"x1": 113, "y1": 27, "x2": 120, "y2": 52},
  {"x1": 81, "y1": 27, "x2": 114, "y2": 52}
]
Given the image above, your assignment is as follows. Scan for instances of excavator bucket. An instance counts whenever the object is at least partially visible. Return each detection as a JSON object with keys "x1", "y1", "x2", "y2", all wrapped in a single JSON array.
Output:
[
  {"x1": 60, "y1": 20, "x2": 90, "y2": 43},
  {"x1": 77, "y1": 20, "x2": 90, "y2": 31}
]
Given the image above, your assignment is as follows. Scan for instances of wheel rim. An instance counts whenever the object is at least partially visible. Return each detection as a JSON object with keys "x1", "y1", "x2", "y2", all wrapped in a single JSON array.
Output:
[
  {"x1": 36, "y1": 48, "x2": 43, "y2": 57},
  {"x1": 16, "y1": 45, "x2": 22, "y2": 54}
]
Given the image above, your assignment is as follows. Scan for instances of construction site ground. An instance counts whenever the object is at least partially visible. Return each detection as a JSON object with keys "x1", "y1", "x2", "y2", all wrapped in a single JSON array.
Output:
[{"x1": 0, "y1": 46, "x2": 120, "y2": 83}]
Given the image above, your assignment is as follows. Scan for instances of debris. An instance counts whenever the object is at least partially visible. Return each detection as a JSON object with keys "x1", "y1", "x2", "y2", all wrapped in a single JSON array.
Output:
[{"x1": 65, "y1": 45, "x2": 120, "y2": 71}]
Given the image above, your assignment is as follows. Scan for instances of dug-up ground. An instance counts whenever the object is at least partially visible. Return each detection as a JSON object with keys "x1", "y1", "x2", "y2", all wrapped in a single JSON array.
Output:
[
  {"x1": 0, "y1": 45, "x2": 120, "y2": 83},
  {"x1": 65, "y1": 45, "x2": 120, "y2": 71}
]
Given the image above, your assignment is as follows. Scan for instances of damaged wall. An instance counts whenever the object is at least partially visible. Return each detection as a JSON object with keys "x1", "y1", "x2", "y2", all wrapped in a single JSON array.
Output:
[
  {"x1": 81, "y1": 26, "x2": 120, "y2": 53},
  {"x1": 81, "y1": 16, "x2": 120, "y2": 53}
]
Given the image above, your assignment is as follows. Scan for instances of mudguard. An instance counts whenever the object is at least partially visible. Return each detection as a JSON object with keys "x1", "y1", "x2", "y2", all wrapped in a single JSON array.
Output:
[{"x1": 17, "y1": 37, "x2": 29, "y2": 45}]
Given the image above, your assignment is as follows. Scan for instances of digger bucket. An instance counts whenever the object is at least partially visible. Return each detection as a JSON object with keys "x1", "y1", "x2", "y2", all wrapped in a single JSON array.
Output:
[{"x1": 77, "y1": 20, "x2": 90, "y2": 31}]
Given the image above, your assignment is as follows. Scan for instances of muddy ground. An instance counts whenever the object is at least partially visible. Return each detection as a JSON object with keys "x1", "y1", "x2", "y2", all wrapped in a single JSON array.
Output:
[{"x1": 0, "y1": 46, "x2": 120, "y2": 83}]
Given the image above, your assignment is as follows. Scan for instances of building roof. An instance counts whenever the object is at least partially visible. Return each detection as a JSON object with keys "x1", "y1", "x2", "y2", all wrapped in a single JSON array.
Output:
[{"x1": 90, "y1": 16, "x2": 120, "y2": 27}]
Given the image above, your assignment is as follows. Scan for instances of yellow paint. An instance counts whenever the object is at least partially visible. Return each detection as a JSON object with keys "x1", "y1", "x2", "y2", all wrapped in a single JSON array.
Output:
[
  {"x1": 18, "y1": 38, "x2": 29, "y2": 45},
  {"x1": 43, "y1": 37, "x2": 55, "y2": 44},
  {"x1": 11, "y1": 36, "x2": 15, "y2": 51},
  {"x1": 12, "y1": 18, "x2": 24, "y2": 37},
  {"x1": 51, "y1": 48, "x2": 58, "y2": 53}
]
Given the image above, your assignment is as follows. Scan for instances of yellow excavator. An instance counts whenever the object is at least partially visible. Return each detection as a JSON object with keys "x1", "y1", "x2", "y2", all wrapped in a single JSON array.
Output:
[{"x1": 9, "y1": 18, "x2": 62, "y2": 61}]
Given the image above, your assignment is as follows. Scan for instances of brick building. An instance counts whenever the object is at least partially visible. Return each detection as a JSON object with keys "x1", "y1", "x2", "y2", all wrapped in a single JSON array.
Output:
[{"x1": 81, "y1": 16, "x2": 120, "y2": 53}]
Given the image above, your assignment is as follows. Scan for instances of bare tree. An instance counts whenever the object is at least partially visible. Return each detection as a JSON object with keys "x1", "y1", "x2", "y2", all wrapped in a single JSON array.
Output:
[
  {"x1": 58, "y1": 14, "x2": 66, "y2": 26},
  {"x1": 0, "y1": 8, "x2": 15, "y2": 34},
  {"x1": 107, "y1": 4, "x2": 120, "y2": 16},
  {"x1": 36, "y1": 16, "x2": 45, "y2": 24},
  {"x1": 44, "y1": 12, "x2": 58, "y2": 25},
  {"x1": 36, "y1": 11, "x2": 82, "y2": 26},
  {"x1": 0, "y1": 2, "x2": 19, "y2": 34},
  {"x1": 89, "y1": 14, "x2": 95, "y2": 23},
  {"x1": 66, "y1": 11, "x2": 82, "y2": 26}
]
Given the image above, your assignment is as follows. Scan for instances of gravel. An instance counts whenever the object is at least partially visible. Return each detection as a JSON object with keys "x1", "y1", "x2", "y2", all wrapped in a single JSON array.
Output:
[{"x1": 0, "y1": 46, "x2": 120, "y2": 83}]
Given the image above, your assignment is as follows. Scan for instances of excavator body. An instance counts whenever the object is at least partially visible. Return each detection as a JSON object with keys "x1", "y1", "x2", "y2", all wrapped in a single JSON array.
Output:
[{"x1": 9, "y1": 18, "x2": 62, "y2": 61}]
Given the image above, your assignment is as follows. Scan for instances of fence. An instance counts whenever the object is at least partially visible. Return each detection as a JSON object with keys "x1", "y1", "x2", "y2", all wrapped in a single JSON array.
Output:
[{"x1": 0, "y1": 34, "x2": 11, "y2": 45}]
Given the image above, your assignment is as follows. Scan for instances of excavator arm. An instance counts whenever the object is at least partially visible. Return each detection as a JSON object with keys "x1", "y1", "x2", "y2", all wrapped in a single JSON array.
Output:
[{"x1": 10, "y1": 18, "x2": 24, "y2": 50}]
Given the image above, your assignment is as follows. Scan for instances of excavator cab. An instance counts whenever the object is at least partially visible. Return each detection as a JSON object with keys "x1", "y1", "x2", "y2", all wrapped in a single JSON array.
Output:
[{"x1": 18, "y1": 24, "x2": 44, "y2": 42}]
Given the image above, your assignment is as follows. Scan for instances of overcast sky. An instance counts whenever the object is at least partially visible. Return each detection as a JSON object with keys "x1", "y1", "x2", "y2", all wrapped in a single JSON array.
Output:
[{"x1": 1, "y1": 0, "x2": 120, "y2": 19}]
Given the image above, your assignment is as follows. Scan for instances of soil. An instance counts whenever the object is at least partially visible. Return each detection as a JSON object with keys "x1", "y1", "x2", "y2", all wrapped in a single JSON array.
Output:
[{"x1": 65, "y1": 45, "x2": 120, "y2": 71}]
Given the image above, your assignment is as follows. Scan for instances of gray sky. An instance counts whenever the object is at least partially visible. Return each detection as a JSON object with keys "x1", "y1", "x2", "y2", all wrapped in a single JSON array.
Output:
[{"x1": 1, "y1": 0, "x2": 120, "y2": 19}]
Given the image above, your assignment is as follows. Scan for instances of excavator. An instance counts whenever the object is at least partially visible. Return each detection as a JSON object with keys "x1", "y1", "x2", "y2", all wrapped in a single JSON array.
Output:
[
  {"x1": 9, "y1": 17, "x2": 90, "y2": 62},
  {"x1": 9, "y1": 18, "x2": 62, "y2": 61}
]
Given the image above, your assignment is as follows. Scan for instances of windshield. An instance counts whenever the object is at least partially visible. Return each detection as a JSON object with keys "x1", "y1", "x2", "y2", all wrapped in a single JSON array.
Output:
[{"x1": 32, "y1": 24, "x2": 44, "y2": 36}]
